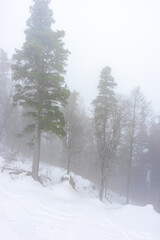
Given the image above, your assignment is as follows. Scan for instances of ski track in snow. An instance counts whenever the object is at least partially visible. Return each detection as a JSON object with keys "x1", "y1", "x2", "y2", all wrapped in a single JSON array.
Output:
[{"x1": 0, "y1": 157, "x2": 160, "y2": 240}]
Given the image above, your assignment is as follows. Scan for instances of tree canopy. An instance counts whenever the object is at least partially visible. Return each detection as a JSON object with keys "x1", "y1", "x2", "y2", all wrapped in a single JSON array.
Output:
[{"x1": 12, "y1": 0, "x2": 70, "y2": 179}]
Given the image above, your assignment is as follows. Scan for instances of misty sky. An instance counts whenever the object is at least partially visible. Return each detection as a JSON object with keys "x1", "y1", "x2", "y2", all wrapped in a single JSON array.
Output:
[{"x1": 0, "y1": 0, "x2": 160, "y2": 113}]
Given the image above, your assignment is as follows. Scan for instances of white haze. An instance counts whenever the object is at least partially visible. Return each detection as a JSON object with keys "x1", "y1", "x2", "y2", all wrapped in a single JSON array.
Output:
[{"x1": 1, "y1": 0, "x2": 160, "y2": 112}]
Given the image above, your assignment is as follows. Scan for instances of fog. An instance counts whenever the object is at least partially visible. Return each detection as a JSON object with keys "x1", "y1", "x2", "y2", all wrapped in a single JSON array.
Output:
[
  {"x1": 0, "y1": 0, "x2": 160, "y2": 231},
  {"x1": 1, "y1": 0, "x2": 160, "y2": 112}
]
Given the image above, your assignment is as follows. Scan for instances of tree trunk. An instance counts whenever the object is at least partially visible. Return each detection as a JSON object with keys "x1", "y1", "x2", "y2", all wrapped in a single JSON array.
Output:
[
  {"x1": 126, "y1": 94, "x2": 138, "y2": 204},
  {"x1": 126, "y1": 162, "x2": 131, "y2": 204},
  {"x1": 99, "y1": 157, "x2": 105, "y2": 201},
  {"x1": 126, "y1": 137, "x2": 133, "y2": 204},
  {"x1": 104, "y1": 163, "x2": 109, "y2": 199},
  {"x1": 67, "y1": 152, "x2": 71, "y2": 175},
  {"x1": 32, "y1": 121, "x2": 41, "y2": 180}
]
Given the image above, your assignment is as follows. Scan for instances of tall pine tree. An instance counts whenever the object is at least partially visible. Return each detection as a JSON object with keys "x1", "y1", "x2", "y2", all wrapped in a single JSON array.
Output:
[
  {"x1": 92, "y1": 66, "x2": 117, "y2": 200},
  {"x1": 12, "y1": 0, "x2": 70, "y2": 180}
]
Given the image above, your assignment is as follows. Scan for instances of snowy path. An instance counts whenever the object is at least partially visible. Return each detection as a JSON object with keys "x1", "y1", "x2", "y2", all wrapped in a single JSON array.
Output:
[{"x1": 0, "y1": 161, "x2": 160, "y2": 240}]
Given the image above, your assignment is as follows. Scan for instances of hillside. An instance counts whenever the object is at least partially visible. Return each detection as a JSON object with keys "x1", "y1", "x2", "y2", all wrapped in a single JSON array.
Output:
[{"x1": 0, "y1": 155, "x2": 160, "y2": 240}]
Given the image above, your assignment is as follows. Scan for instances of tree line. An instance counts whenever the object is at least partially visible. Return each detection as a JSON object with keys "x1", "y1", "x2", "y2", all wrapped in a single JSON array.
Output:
[{"x1": 0, "y1": 0, "x2": 159, "y2": 211}]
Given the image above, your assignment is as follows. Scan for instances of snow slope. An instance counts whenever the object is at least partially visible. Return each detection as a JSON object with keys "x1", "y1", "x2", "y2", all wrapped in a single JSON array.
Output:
[{"x1": 0, "y1": 156, "x2": 160, "y2": 240}]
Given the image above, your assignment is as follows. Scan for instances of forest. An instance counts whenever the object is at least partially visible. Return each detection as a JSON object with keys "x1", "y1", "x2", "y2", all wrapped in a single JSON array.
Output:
[{"x1": 0, "y1": 0, "x2": 160, "y2": 214}]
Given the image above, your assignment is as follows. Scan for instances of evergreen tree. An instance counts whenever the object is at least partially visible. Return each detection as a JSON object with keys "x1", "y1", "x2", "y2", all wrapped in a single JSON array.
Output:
[
  {"x1": 92, "y1": 66, "x2": 117, "y2": 200},
  {"x1": 12, "y1": 0, "x2": 70, "y2": 180}
]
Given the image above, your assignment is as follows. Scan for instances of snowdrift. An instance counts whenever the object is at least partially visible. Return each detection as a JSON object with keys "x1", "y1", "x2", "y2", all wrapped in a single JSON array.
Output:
[{"x1": 0, "y1": 155, "x2": 160, "y2": 240}]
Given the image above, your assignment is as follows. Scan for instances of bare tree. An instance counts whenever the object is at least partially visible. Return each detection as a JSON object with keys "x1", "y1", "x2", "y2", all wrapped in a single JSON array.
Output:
[
  {"x1": 125, "y1": 87, "x2": 151, "y2": 204},
  {"x1": 0, "y1": 49, "x2": 12, "y2": 141},
  {"x1": 63, "y1": 91, "x2": 84, "y2": 174}
]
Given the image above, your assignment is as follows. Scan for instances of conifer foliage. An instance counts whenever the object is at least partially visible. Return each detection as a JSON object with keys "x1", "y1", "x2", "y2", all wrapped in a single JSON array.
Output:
[{"x1": 12, "y1": 0, "x2": 70, "y2": 180}]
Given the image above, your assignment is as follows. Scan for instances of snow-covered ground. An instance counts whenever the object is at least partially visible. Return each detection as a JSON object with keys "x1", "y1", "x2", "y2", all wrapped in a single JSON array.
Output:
[{"x1": 0, "y1": 155, "x2": 160, "y2": 240}]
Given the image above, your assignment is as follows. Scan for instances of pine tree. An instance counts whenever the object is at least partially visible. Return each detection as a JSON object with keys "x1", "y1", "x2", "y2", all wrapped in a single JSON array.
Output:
[
  {"x1": 12, "y1": 0, "x2": 70, "y2": 180},
  {"x1": 92, "y1": 66, "x2": 117, "y2": 200}
]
